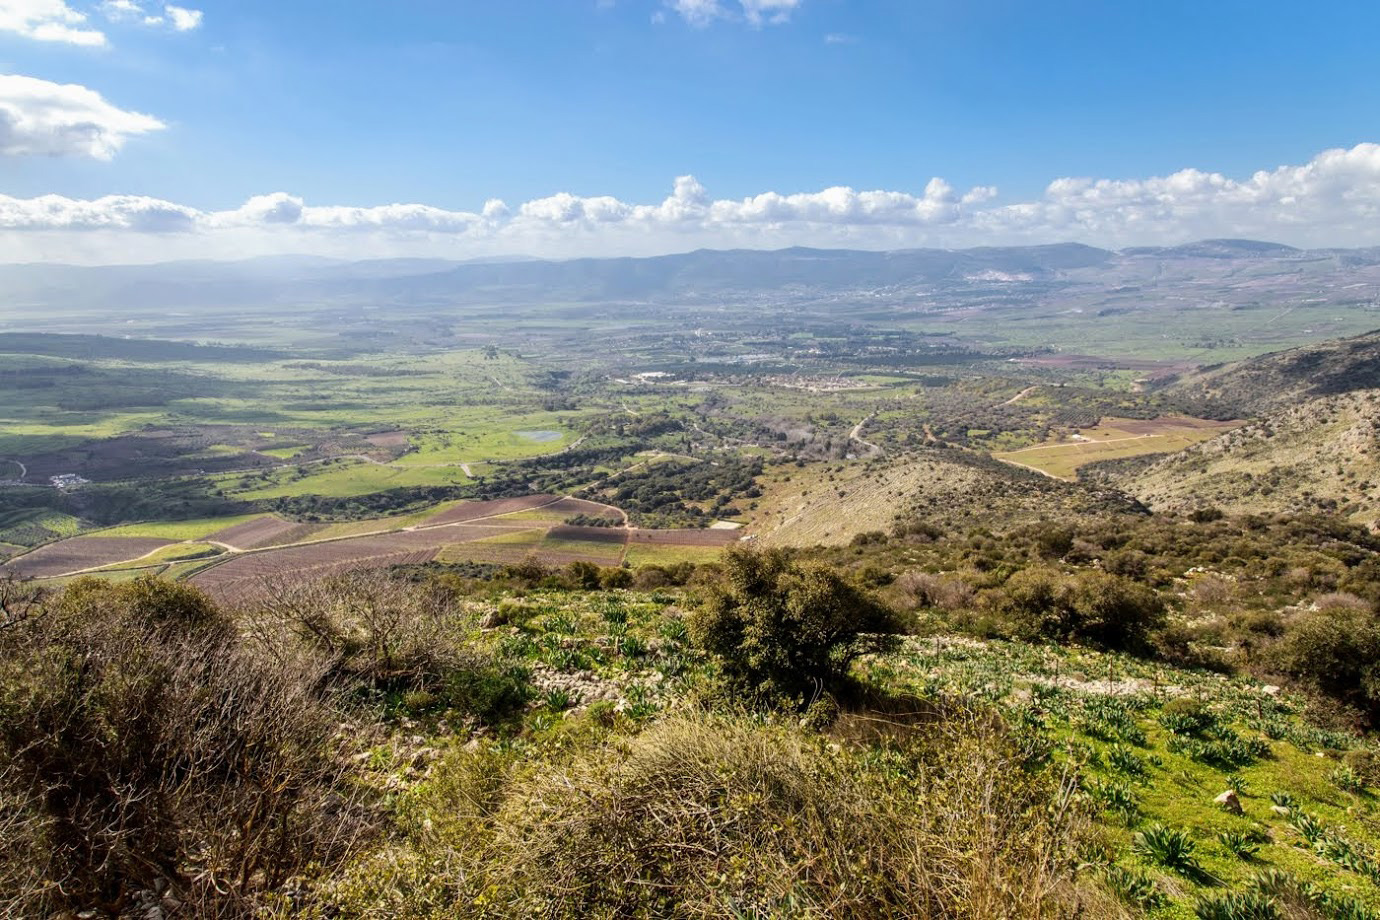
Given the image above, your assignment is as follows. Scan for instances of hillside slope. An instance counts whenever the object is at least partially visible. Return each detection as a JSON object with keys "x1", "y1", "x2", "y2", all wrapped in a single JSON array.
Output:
[
  {"x1": 750, "y1": 449, "x2": 1144, "y2": 546},
  {"x1": 1123, "y1": 389, "x2": 1380, "y2": 523},
  {"x1": 1175, "y1": 329, "x2": 1380, "y2": 417}
]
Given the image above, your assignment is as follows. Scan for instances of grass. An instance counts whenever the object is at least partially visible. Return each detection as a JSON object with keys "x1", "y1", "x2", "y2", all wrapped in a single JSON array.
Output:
[
  {"x1": 0, "y1": 510, "x2": 88, "y2": 546},
  {"x1": 97, "y1": 514, "x2": 267, "y2": 541},
  {"x1": 221, "y1": 460, "x2": 472, "y2": 500}
]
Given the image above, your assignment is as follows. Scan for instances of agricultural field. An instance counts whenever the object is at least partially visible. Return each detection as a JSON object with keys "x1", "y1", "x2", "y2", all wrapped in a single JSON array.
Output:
[
  {"x1": 993, "y1": 416, "x2": 1242, "y2": 480},
  {"x1": 2, "y1": 536, "x2": 177, "y2": 579},
  {"x1": 1, "y1": 490, "x2": 740, "y2": 601}
]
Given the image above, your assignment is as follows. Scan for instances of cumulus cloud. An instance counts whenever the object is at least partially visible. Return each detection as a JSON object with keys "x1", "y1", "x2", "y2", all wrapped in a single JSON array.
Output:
[
  {"x1": 99, "y1": 0, "x2": 202, "y2": 30},
  {"x1": 0, "y1": 0, "x2": 106, "y2": 45},
  {"x1": 0, "y1": 74, "x2": 165, "y2": 159},
  {"x1": 667, "y1": 0, "x2": 799, "y2": 27},
  {"x1": 164, "y1": 4, "x2": 200, "y2": 30},
  {"x1": 972, "y1": 143, "x2": 1380, "y2": 244},
  {"x1": 5, "y1": 144, "x2": 1380, "y2": 262}
]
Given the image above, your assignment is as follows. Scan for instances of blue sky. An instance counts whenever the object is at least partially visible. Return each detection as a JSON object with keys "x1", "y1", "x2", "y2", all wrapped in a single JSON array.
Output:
[{"x1": 2, "y1": 0, "x2": 1380, "y2": 262}]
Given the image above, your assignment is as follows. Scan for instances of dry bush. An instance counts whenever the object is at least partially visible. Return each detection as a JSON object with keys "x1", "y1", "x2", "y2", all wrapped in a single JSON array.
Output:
[
  {"x1": 896, "y1": 570, "x2": 977, "y2": 612},
  {"x1": 1313, "y1": 591, "x2": 1371, "y2": 613},
  {"x1": 324, "y1": 712, "x2": 1119, "y2": 920},
  {"x1": 1189, "y1": 575, "x2": 1239, "y2": 612},
  {"x1": 243, "y1": 573, "x2": 530, "y2": 724},
  {"x1": 0, "y1": 576, "x2": 374, "y2": 917},
  {"x1": 243, "y1": 573, "x2": 458, "y2": 678}
]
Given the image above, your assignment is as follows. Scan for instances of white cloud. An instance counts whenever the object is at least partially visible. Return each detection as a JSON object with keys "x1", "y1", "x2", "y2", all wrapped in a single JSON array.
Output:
[
  {"x1": 5, "y1": 144, "x2": 1380, "y2": 262},
  {"x1": 739, "y1": 0, "x2": 799, "y2": 26},
  {"x1": 971, "y1": 143, "x2": 1380, "y2": 244},
  {"x1": 99, "y1": 0, "x2": 201, "y2": 31},
  {"x1": 668, "y1": 0, "x2": 722, "y2": 26},
  {"x1": 164, "y1": 4, "x2": 200, "y2": 30},
  {"x1": 99, "y1": 0, "x2": 139, "y2": 18},
  {"x1": 0, "y1": 74, "x2": 164, "y2": 159},
  {"x1": 667, "y1": 0, "x2": 799, "y2": 27},
  {"x1": 0, "y1": 0, "x2": 106, "y2": 45}
]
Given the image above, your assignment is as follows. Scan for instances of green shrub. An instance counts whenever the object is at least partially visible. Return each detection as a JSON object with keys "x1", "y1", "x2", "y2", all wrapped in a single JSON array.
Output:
[
  {"x1": 1160, "y1": 697, "x2": 1217, "y2": 736},
  {"x1": 599, "y1": 566, "x2": 633, "y2": 589},
  {"x1": 688, "y1": 548, "x2": 904, "y2": 706},
  {"x1": 1219, "y1": 829, "x2": 1263, "y2": 859},
  {"x1": 55, "y1": 574, "x2": 226, "y2": 633},
  {"x1": 993, "y1": 568, "x2": 1163, "y2": 651},
  {"x1": 1271, "y1": 606, "x2": 1380, "y2": 720}
]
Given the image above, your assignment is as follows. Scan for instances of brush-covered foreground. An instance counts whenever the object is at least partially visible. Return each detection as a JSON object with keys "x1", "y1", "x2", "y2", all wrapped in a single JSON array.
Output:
[{"x1": 5, "y1": 516, "x2": 1380, "y2": 919}]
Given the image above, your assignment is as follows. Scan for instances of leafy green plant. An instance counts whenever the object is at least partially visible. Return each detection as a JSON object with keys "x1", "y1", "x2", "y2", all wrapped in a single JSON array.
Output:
[
  {"x1": 1105, "y1": 743, "x2": 1148, "y2": 778},
  {"x1": 1161, "y1": 697, "x2": 1217, "y2": 737},
  {"x1": 1081, "y1": 697, "x2": 1147, "y2": 746},
  {"x1": 1103, "y1": 864, "x2": 1163, "y2": 909},
  {"x1": 1134, "y1": 824, "x2": 1207, "y2": 879},
  {"x1": 1087, "y1": 778, "x2": 1139, "y2": 824},
  {"x1": 544, "y1": 688, "x2": 574, "y2": 712},
  {"x1": 1331, "y1": 764, "x2": 1366, "y2": 793},
  {"x1": 1195, "y1": 890, "x2": 1279, "y2": 920},
  {"x1": 1218, "y1": 829, "x2": 1262, "y2": 860}
]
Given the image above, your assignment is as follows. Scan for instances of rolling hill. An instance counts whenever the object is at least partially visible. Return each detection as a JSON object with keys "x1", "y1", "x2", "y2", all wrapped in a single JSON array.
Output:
[{"x1": 1119, "y1": 389, "x2": 1380, "y2": 523}]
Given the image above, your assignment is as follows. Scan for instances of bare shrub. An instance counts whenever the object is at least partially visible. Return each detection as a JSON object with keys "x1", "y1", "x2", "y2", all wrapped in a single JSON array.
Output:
[
  {"x1": 897, "y1": 570, "x2": 977, "y2": 611},
  {"x1": 243, "y1": 573, "x2": 530, "y2": 724},
  {"x1": 1189, "y1": 575, "x2": 1238, "y2": 612},
  {"x1": 1313, "y1": 591, "x2": 1371, "y2": 613},
  {"x1": 0, "y1": 577, "x2": 374, "y2": 917}
]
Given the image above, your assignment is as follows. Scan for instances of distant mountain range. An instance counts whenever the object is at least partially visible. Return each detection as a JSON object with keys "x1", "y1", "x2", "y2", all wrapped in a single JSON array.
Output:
[{"x1": 4, "y1": 240, "x2": 1379, "y2": 312}]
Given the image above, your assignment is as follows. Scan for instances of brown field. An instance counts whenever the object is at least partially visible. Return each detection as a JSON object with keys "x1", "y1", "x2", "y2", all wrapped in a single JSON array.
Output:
[
  {"x1": 366, "y1": 431, "x2": 410, "y2": 448},
  {"x1": 196, "y1": 549, "x2": 440, "y2": 603},
  {"x1": 251, "y1": 523, "x2": 327, "y2": 548},
  {"x1": 190, "y1": 523, "x2": 530, "y2": 600},
  {"x1": 206, "y1": 515, "x2": 307, "y2": 549},
  {"x1": 2, "y1": 537, "x2": 174, "y2": 578},
  {"x1": 628, "y1": 528, "x2": 740, "y2": 547},
  {"x1": 424, "y1": 495, "x2": 558, "y2": 526}
]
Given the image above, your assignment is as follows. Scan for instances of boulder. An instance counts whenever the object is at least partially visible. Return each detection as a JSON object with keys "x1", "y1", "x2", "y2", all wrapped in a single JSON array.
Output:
[{"x1": 1215, "y1": 789, "x2": 1244, "y2": 815}]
